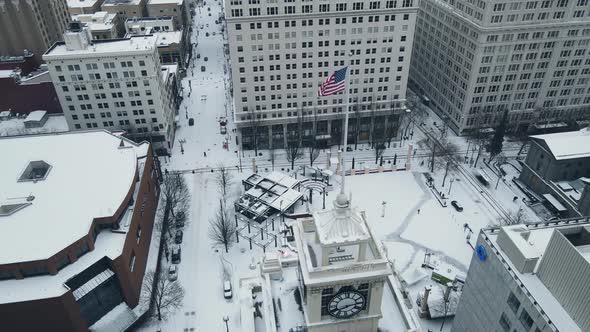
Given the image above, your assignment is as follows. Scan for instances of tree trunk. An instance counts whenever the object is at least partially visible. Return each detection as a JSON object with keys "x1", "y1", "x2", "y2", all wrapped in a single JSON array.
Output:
[
  {"x1": 442, "y1": 162, "x2": 450, "y2": 187},
  {"x1": 474, "y1": 145, "x2": 482, "y2": 167},
  {"x1": 430, "y1": 144, "x2": 436, "y2": 173},
  {"x1": 291, "y1": 159, "x2": 295, "y2": 170},
  {"x1": 225, "y1": 243, "x2": 228, "y2": 253},
  {"x1": 157, "y1": 305, "x2": 162, "y2": 321},
  {"x1": 517, "y1": 142, "x2": 527, "y2": 155}
]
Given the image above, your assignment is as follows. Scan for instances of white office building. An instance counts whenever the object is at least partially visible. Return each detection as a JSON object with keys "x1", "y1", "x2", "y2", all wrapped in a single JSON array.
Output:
[
  {"x1": 43, "y1": 23, "x2": 177, "y2": 153},
  {"x1": 453, "y1": 220, "x2": 590, "y2": 332},
  {"x1": 224, "y1": 0, "x2": 418, "y2": 150},
  {"x1": 410, "y1": 0, "x2": 590, "y2": 134}
]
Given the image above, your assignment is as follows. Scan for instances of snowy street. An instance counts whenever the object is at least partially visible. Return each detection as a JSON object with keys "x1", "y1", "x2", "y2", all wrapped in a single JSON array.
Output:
[{"x1": 143, "y1": 1, "x2": 544, "y2": 331}]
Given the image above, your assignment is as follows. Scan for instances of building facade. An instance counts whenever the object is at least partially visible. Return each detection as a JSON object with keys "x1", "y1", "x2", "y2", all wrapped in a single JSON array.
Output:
[
  {"x1": 43, "y1": 24, "x2": 177, "y2": 153},
  {"x1": 295, "y1": 193, "x2": 391, "y2": 331},
  {"x1": 519, "y1": 129, "x2": 590, "y2": 217},
  {"x1": 67, "y1": 0, "x2": 105, "y2": 15},
  {"x1": 73, "y1": 11, "x2": 125, "y2": 39},
  {"x1": 0, "y1": 130, "x2": 160, "y2": 332},
  {"x1": 101, "y1": 0, "x2": 148, "y2": 21},
  {"x1": 453, "y1": 221, "x2": 590, "y2": 332},
  {"x1": 224, "y1": 0, "x2": 418, "y2": 150},
  {"x1": 147, "y1": 0, "x2": 186, "y2": 29},
  {"x1": 0, "y1": 0, "x2": 71, "y2": 61},
  {"x1": 0, "y1": 69, "x2": 62, "y2": 115},
  {"x1": 410, "y1": 0, "x2": 590, "y2": 134}
]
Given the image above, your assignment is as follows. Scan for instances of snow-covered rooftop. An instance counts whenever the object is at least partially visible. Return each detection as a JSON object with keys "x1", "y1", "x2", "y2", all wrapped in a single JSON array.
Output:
[
  {"x1": 0, "y1": 130, "x2": 148, "y2": 265},
  {"x1": 0, "y1": 227, "x2": 127, "y2": 303},
  {"x1": 103, "y1": 0, "x2": 143, "y2": 5},
  {"x1": 24, "y1": 110, "x2": 47, "y2": 122},
  {"x1": 44, "y1": 35, "x2": 157, "y2": 58},
  {"x1": 531, "y1": 128, "x2": 590, "y2": 160},
  {"x1": 156, "y1": 31, "x2": 182, "y2": 46},
  {"x1": 313, "y1": 194, "x2": 370, "y2": 246},
  {"x1": 73, "y1": 11, "x2": 118, "y2": 31},
  {"x1": 149, "y1": 0, "x2": 183, "y2": 4},
  {"x1": 67, "y1": 0, "x2": 101, "y2": 8}
]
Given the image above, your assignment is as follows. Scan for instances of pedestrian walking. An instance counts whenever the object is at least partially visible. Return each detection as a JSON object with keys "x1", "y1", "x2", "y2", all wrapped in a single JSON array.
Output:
[
  {"x1": 204, "y1": 152, "x2": 207, "y2": 157},
  {"x1": 417, "y1": 208, "x2": 421, "y2": 214}
]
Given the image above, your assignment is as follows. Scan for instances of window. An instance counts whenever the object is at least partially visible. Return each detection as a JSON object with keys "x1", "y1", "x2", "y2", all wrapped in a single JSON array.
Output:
[
  {"x1": 129, "y1": 252, "x2": 136, "y2": 272},
  {"x1": 137, "y1": 226, "x2": 142, "y2": 243},
  {"x1": 519, "y1": 310, "x2": 533, "y2": 330},
  {"x1": 507, "y1": 292, "x2": 520, "y2": 313},
  {"x1": 320, "y1": 288, "x2": 334, "y2": 316},
  {"x1": 499, "y1": 312, "x2": 511, "y2": 332}
]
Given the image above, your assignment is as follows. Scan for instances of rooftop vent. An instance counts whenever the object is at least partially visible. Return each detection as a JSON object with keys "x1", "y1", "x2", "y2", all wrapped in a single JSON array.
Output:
[{"x1": 18, "y1": 160, "x2": 52, "y2": 182}]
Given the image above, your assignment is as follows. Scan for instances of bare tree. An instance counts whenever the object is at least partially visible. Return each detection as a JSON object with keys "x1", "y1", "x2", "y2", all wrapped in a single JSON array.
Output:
[
  {"x1": 354, "y1": 98, "x2": 362, "y2": 150},
  {"x1": 208, "y1": 200, "x2": 236, "y2": 253},
  {"x1": 308, "y1": 109, "x2": 320, "y2": 167},
  {"x1": 419, "y1": 138, "x2": 461, "y2": 173},
  {"x1": 216, "y1": 163, "x2": 233, "y2": 197},
  {"x1": 142, "y1": 270, "x2": 185, "y2": 321},
  {"x1": 248, "y1": 109, "x2": 262, "y2": 155},
  {"x1": 285, "y1": 110, "x2": 304, "y2": 169},
  {"x1": 404, "y1": 94, "x2": 428, "y2": 136},
  {"x1": 496, "y1": 207, "x2": 530, "y2": 226},
  {"x1": 268, "y1": 143, "x2": 277, "y2": 171},
  {"x1": 385, "y1": 113, "x2": 397, "y2": 148},
  {"x1": 465, "y1": 108, "x2": 489, "y2": 167},
  {"x1": 161, "y1": 173, "x2": 191, "y2": 220}
]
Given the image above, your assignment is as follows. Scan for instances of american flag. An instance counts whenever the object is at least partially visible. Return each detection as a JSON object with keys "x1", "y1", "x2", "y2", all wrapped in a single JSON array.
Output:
[{"x1": 317, "y1": 66, "x2": 348, "y2": 97}]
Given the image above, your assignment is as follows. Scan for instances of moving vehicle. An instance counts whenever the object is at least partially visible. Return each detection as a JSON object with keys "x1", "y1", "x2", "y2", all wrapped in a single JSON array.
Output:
[
  {"x1": 188, "y1": 118, "x2": 195, "y2": 126},
  {"x1": 220, "y1": 126, "x2": 227, "y2": 134},
  {"x1": 474, "y1": 169, "x2": 490, "y2": 186},
  {"x1": 204, "y1": 56, "x2": 208, "y2": 61},
  {"x1": 168, "y1": 265, "x2": 178, "y2": 281},
  {"x1": 223, "y1": 280, "x2": 232, "y2": 299},
  {"x1": 205, "y1": 32, "x2": 210, "y2": 37},
  {"x1": 451, "y1": 200, "x2": 463, "y2": 212},
  {"x1": 201, "y1": 66, "x2": 206, "y2": 72},
  {"x1": 172, "y1": 247, "x2": 181, "y2": 264},
  {"x1": 197, "y1": 53, "x2": 201, "y2": 59},
  {"x1": 175, "y1": 230, "x2": 184, "y2": 244}
]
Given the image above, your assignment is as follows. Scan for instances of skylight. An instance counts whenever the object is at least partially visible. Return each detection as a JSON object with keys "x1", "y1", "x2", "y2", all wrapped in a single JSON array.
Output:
[
  {"x1": 18, "y1": 160, "x2": 52, "y2": 182},
  {"x1": 0, "y1": 203, "x2": 31, "y2": 217}
]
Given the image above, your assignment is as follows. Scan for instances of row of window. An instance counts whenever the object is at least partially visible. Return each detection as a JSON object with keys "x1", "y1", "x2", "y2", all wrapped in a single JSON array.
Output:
[
  {"x1": 230, "y1": 0, "x2": 412, "y2": 16},
  {"x1": 54, "y1": 61, "x2": 147, "y2": 73}
]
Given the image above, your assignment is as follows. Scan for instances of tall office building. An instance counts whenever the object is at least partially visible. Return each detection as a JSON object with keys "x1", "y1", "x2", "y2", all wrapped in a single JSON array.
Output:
[
  {"x1": 224, "y1": 0, "x2": 418, "y2": 150},
  {"x1": 453, "y1": 221, "x2": 590, "y2": 332},
  {"x1": 410, "y1": 0, "x2": 590, "y2": 134},
  {"x1": 0, "y1": 0, "x2": 71, "y2": 60},
  {"x1": 43, "y1": 24, "x2": 177, "y2": 153}
]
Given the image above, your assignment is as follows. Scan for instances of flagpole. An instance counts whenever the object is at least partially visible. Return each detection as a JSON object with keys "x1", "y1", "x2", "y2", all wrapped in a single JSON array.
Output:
[{"x1": 340, "y1": 65, "x2": 350, "y2": 196}]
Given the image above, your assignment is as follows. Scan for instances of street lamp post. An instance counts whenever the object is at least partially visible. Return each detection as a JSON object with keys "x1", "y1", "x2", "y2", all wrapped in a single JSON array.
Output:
[
  {"x1": 280, "y1": 200, "x2": 284, "y2": 224},
  {"x1": 223, "y1": 315, "x2": 229, "y2": 332}
]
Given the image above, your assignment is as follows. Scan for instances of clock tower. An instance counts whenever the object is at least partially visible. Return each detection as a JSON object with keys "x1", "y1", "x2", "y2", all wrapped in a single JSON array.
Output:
[{"x1": 295, "y1": 193, "x2": 392, "y2": 332}]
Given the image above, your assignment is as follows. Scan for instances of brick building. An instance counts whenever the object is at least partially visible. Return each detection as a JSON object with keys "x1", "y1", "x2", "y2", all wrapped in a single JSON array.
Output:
[{"x1": 0, "y1": 130, "x2": 160, "y2": 331}]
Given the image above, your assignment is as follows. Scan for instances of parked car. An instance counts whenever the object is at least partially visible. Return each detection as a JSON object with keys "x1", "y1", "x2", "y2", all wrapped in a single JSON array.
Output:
[
  {"x1": 168, "y1": 265, "x2": 178, "y2": 281},
  {"x1": 451, "y1": 200, "x2": 464, "y2": 212},
  {"x1": 205, "y1": 32, "x2": 210, "y2": 37},
  {"x1": 175, "y1": 230, "x2": 184, "y2": 244},
  {"x1": 204, "y1": 56, "x2": 208, "y2": 61},
  {"x1": 212, "y1": 32, "x2": 216, "y2": 36},
  {"x1": 201, "y1": 66, "x2": 206, "y2": 72},
  {"x1": 346, "y1": 147, "x2": 353, "y2": 152},
  {"x1": 197, "y1": 53, "x2": 201, "y2": 59},
  {"x1": 220, "y1": 126, "x2": 227, "y2": 134},
  {"x1": 188, "y1": 118, "x2": 195, "y2": 126},
  {"x1": 175, "y1": 211, "x2": 186, "y2": 228},
  {"x1": 171, "y1": 247, "x2": 181, "y2": 264},
  {"x1": 215, "y1": 19, "x2": 219, "y2": 24},
  {"x1": 223, "y1": 280, "x2": 232, "y2": 299}
]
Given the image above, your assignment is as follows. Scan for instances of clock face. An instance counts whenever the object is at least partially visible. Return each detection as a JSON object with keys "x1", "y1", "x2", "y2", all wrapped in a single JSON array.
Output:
[{"x1": 327, "y1": 290, "x2": 366, "y2": 318}]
